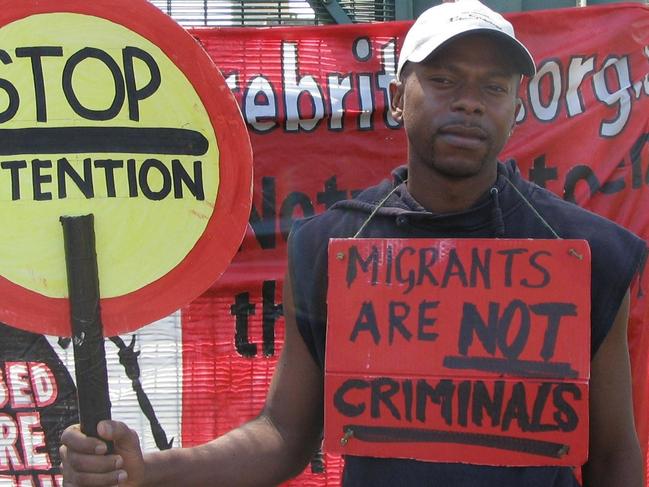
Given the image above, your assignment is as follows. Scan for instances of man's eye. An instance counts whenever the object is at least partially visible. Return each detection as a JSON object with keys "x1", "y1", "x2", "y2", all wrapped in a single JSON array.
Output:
[
  {"x1": 430, "y1": 77, "x2": 452, "y2": 85},
  {"x1": 487, "y1": 84, "x2": 508, "y2": 94}
]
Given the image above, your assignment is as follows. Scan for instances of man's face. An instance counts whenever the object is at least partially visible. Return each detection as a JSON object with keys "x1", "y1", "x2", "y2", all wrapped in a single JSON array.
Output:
[{"x1": 391, "y1": 34, "x2": 521, "y2": 181}]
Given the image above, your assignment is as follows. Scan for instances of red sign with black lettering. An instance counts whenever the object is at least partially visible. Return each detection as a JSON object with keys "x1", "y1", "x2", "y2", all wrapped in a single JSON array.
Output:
[{"x1": 324, "y1": 238, "x2": 591, "y2": 466}]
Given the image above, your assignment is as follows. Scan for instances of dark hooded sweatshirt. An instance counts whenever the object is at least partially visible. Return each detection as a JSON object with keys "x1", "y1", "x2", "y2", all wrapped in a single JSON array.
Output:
[{"x1": 288, "y1": 161, "x2": 647, "y2": 487}]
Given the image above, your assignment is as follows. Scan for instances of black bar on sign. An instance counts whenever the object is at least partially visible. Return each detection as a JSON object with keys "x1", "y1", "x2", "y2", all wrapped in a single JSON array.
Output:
[
  {"x1": 0, "y1": 127, "x2": 209, "y2": 155},
  {"x1": 345, "y1": 425, "x2": 569, "y2": 458},
  {"x1": 442, "y1": 356, "x2": 579, "y2": 379}
]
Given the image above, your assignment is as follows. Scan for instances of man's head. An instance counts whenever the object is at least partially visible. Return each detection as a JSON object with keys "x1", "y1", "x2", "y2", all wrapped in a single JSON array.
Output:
[
  {"x1": 390, "y1": 1, "x2": 536, "y2": 190},
  {"x1": 396, "y1": 0, "x2": 535, "y2": 81}
]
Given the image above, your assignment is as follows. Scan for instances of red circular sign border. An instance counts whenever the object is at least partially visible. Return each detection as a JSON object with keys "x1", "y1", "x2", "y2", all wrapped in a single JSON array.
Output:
[{"x1": 0, "y1": 0, "x2": 253, "y2": 336}]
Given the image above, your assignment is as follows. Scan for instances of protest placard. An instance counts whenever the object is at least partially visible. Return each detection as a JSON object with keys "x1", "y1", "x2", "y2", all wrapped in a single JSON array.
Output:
[{"x1": 325, "y1": 238, "x2": 590, "y2": 466}]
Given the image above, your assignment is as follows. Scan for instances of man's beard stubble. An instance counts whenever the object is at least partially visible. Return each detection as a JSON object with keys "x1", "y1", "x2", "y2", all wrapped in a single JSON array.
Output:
[{"x1": 424, "y1": 132, "x2": 496, "y2": 180}]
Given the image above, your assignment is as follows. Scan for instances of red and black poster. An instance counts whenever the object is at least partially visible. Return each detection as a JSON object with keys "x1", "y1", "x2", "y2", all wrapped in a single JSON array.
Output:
[{"x1": 325, "y1": 239, "x2": 590, "y2": 466}]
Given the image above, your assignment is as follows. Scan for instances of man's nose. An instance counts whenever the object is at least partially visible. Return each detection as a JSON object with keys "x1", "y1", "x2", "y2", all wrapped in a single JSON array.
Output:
[{"x1": 450, "y1": 84, "x2": 485, "y2": 114}]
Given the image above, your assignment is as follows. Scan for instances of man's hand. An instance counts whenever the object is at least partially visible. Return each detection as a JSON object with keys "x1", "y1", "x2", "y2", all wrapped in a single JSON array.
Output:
[
  {"x1": 59, "y1": 274, "x2": 323, "y2": 487},
  {"x1": 60, "y1": 420, "x2": 146, "y2": 487}
]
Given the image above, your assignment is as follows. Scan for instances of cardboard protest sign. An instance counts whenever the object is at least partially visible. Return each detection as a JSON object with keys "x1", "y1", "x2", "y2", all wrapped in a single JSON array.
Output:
[
  {"x1": 325, "y1": 238, "x2": 591, "y2": 466},
  {"x1": 0, "y1": 0, "x2": 253, "y2": 337}
]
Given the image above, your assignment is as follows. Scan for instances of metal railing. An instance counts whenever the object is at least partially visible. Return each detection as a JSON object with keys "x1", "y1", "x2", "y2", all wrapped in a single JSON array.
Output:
[
  {"x1": 148, "y1": 0, "x2": 647, "y2": 26},
  {"x1": 149, "y1": 0, "x2": 317, "y2": 26},
  {"x1": 148, "y1": 0, "x2": 397, "y2": 26}
]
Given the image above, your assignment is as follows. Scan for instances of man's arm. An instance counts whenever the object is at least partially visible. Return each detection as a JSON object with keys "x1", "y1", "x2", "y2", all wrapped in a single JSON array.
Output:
[
  {"x1": 582, "y1": 290, "x2": 643, "y2": 487},
  {"x1": 61, "y1": 275, "x2": 324, "y2": 486}
]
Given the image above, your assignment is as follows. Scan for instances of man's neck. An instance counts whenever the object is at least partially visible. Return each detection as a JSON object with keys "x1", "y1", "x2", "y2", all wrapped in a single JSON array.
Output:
[{"x1": 406, "y1": 163, "x2": 498, "y2": 214}]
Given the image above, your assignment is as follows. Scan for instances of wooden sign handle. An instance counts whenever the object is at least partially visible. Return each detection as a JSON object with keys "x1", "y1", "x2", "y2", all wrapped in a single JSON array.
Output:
[{"x1": 60, "y1": 215, "x2": 113, "y2": 451}]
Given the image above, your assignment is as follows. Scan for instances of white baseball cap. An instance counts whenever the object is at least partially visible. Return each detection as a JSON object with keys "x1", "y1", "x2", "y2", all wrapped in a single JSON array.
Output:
[{"x1": 396, "y1": 0, "x2": 536, "y2": 78}]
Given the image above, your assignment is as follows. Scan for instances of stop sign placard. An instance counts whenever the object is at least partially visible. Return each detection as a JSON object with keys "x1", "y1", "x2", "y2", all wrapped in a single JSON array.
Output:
[{"x1": 0, "y1": 0, "x2": 253, "y2": 336}]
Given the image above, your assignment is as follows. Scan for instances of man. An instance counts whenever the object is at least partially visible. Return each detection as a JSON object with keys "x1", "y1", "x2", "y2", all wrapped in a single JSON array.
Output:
[{"x1": 60, "y1": 1, "x2": 646, "y2": 486}]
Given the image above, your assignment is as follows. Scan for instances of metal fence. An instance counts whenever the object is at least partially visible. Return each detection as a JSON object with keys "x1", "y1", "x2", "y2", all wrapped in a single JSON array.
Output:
[
  {"x1": 147, "y1": 0, "x2": 396, "y2": 26},
  {"x1": 148, "y1": 1, "x2": 312, "y2": 26},
  {"x1": 148, "y1": 0, "x2": 647, "y2": 26}
]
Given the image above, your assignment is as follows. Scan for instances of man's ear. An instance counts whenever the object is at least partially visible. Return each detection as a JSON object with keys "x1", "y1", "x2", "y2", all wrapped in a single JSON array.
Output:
[
  {"x1": 389, "y1": 79, "x2": 404, "y2": 122},
  {"x1": 510, "y1": 97, "x2": 523, "y2": 134}
]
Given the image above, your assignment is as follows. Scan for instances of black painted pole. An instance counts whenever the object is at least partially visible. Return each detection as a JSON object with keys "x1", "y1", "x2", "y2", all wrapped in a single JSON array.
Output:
[{"x1": 60, "y1": 214, "x2": 112, "y2": 449}]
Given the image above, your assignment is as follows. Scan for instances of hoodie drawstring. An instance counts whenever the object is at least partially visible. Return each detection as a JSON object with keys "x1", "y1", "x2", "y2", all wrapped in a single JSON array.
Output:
[
  {"x1": 490, "y1": 187, "x2": 505, "y2": 237},
  {"x1": 353, "y1": 179, "x2": 408, "y2": 238}
]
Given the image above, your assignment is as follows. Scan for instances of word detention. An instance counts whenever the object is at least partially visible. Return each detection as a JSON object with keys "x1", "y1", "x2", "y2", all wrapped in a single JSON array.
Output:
[{"x1": 0, "y1": 157, "x2": 204, "y2": 201}]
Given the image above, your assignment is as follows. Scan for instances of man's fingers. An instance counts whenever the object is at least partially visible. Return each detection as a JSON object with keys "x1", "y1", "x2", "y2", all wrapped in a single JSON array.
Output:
[
  {"x1": 97, "y1": 420, "x2": 139, "y2": 443},
  {"x1": 97, "y1": 420, "x2": 142, "y2": 456},
  {"x1": 60, "y1": 443, "x2": 128, "y2": 486},
  {"x1": 64, "y1": 420, "x2": 137, "y2": 451},
  {"x1": 61, "y1": 422, "x2": 143, "y2": 486},
  {"x1": 61, "y1": 424, "x2": 109, "y2": 455},
  {"x1": 60, "y1": 444, "x2": 122, "y2": 472},
  {"x1": 62, "y1": 468, "x2": 127, "y2": 487}
]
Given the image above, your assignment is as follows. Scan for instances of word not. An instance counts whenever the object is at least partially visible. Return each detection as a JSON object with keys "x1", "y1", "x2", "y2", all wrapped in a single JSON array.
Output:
[{"x1": 456, "y1": 300, "x2": 577, "y2": 363}]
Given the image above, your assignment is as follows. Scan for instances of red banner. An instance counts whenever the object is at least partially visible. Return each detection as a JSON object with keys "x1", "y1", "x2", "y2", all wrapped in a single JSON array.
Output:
[{"x1": 179, "y1": 4, "x2": 649, "y2": 485}]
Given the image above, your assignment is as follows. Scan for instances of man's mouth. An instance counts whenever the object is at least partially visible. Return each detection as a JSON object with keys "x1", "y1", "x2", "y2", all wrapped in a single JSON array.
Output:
[{"x1": 437, "y1": 125, "x2": 488, "y2": 150}]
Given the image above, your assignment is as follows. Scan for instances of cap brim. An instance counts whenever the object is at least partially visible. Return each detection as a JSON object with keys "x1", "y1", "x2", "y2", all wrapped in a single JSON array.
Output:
[{"x1": 403, "y1": 28, "x2": 536, "y2": 78}]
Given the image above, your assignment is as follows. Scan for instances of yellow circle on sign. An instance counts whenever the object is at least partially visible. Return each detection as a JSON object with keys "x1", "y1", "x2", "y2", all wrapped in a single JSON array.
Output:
[{"x1": 0, "y1": 13, "x2": 219, "y2": 299}]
